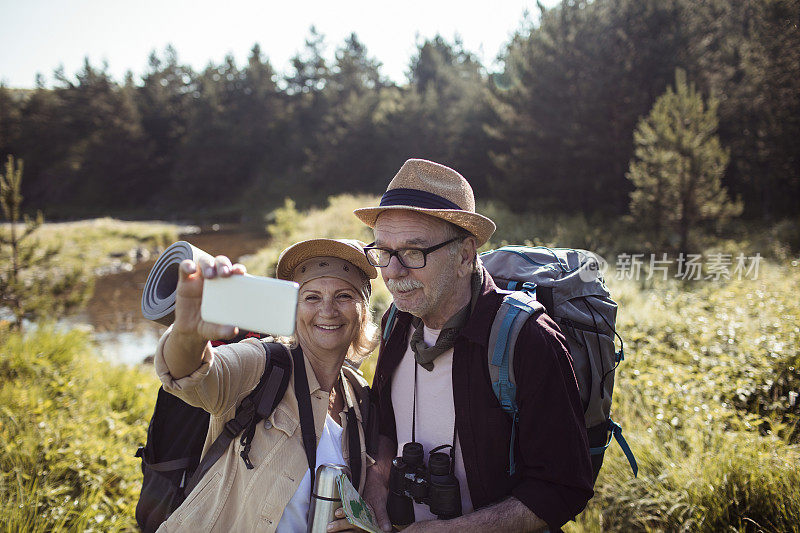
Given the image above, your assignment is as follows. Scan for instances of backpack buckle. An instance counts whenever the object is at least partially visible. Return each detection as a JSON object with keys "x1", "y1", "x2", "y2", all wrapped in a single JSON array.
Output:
[
  {"x1": 240, "y1": 448, "x2": 255, "y2": 469},
  {"x1": 224, "y1": 418, "x2": 245, "y2": 438},
  {"x1": 224, "y1": 402, "x2": 253, "y2": 438},
  {"x1": 493, "y1": 381, "x2": 518, "y2": 413}
]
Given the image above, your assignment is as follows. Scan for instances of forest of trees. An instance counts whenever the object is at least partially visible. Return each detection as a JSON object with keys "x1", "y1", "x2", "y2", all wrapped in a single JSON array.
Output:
[{"x1": 0, "y1": 0, "x2": 797, "y2": 221}]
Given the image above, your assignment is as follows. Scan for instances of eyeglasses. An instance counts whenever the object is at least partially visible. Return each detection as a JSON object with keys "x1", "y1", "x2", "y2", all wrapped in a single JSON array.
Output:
[{"x1": 363, "y1": 238, "x2": 461, "y2": 269}]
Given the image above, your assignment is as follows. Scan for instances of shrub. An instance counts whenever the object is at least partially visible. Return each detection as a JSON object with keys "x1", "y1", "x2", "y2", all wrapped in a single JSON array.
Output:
[{"x1": 248, "y1": 194, "x2": 393, "y2": 321}]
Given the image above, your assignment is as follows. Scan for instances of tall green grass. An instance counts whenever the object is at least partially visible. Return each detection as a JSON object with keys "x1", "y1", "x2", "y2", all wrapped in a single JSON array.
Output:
[
  {"x1": 567, "y1": 262, "x2": 800, "y2": 532},
  {"x1": 0, "y1": 326, "x2": 158, "y2": 531}
]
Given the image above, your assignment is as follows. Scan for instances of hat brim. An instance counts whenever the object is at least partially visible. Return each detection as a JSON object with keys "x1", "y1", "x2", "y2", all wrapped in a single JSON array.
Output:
[
  {"x1": 276, "y1": 239, "x2": 377, "y2": 281},
  {"x1": 353, "y1": 206, "x2": 496, "y2": 247}
]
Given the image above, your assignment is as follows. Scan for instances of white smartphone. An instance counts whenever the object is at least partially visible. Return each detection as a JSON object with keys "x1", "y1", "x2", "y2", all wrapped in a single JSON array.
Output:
[{"x1": 200, "y1": 274, "x2": 299, "y2": 336}]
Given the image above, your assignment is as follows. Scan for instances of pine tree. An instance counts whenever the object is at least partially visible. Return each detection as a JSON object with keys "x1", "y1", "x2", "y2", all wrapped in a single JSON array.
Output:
[
  {"x1": 488, "y1": 0, "x2": 691, "y2": 213},
  {"x1": 0, "y1": 156, "x2": 91, "y2": 331},
  {"x1": 627, "y1": 69, "x2": 742, "y2": 253}
]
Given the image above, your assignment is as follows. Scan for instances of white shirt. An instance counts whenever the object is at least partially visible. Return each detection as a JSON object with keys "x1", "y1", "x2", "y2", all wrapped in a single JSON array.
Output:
[
  {"x1": 276, "y1": 413, "x2": 345, "y2": 532},
  {"x1": 391, "y1": 325, "x2": 474, "y2": 522}
]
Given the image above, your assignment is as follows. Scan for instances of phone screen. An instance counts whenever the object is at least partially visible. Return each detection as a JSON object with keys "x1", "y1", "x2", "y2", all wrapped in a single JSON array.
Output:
[{"x1": 200, "y1": 274, "x2": 299, "y2": 336}]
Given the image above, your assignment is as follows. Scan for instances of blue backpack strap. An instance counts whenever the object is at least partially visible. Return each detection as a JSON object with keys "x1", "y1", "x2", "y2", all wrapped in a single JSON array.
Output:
[
  {"x1": 487, "y1": 290, "x2": 544, "y2": 475},
  {"x1": 588, "y1": 418, "x2": 638, "y2": 477},
  {"x1": 382, "y1": 303, "x2": 398, "y2": 341}
]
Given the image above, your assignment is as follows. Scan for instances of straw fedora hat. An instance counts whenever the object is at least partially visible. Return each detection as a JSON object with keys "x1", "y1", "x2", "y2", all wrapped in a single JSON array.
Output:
[
  {"x1": 276, "y1": 238, "x2": 377, "y2": 281},
  {"x1": 353, "y1": 159, "x2": 496, "y2": 246}
]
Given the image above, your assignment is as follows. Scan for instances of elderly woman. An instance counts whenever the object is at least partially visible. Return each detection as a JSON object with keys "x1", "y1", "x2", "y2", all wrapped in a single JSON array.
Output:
[{"x1": 153, "y1": 238, "x2": 379, "y2": 532}]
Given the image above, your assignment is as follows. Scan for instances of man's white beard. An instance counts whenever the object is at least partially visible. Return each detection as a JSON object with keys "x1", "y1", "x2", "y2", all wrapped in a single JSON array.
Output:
[
  {"x1": 386, "y1": 278, "x2": 424, "y2": 293},
  {"x1": 386, "y1": 264, "x2": 457, "y2": 322}
]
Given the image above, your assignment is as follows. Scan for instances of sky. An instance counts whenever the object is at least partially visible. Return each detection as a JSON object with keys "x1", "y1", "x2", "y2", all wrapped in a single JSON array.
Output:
[{"x1": 0, "y1": 0, "x2": 559, "y2": 89}]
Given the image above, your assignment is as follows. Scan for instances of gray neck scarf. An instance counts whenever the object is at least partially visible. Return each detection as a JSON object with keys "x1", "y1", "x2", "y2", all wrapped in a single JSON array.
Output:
[{"x1": 410, "y1": 267, "x2": 484, "y2": 371}]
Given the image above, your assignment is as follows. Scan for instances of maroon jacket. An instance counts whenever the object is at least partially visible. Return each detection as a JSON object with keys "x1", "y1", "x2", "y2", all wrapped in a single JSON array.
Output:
[{"x1": 372, "y1": 269, "x2": 594, "y2": 530}]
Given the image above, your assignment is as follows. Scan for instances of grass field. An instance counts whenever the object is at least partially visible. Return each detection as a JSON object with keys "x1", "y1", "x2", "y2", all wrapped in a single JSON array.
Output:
[
  {"x1": 23, "y1": 218, "x2": 188, "y2": 274},
  {"x1": 1, "y1": 200, "x2": 798, "y2": 531}
]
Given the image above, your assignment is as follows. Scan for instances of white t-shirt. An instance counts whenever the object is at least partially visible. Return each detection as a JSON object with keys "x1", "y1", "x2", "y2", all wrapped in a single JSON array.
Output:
[
  {"x1": 276, "y1": 412, "x2": 344, "y2": 532},
  {"x1": 391, "y1": 325, "x2": 474, "y2": 522}
]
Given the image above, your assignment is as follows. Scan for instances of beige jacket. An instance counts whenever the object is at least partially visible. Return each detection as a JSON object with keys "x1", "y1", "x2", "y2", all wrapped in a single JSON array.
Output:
[{"x1": 153, "y1": 329, "x2": 372, "y2": 532}]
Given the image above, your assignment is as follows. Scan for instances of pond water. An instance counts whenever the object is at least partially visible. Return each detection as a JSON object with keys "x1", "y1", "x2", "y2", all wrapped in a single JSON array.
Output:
[{"x1": 81, "y1": 225, "x2": 270, "y2": 365}]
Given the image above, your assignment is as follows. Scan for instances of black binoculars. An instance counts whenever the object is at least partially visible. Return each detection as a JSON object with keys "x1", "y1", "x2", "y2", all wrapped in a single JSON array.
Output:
[{"x1": 386, "y1": 442, "x2": 462, "y2": 527}]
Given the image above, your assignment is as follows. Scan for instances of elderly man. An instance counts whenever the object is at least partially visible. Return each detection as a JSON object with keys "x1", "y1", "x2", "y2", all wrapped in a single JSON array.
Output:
[{"x1": 350, "y1": 159, "x2": 594, "y2": 532}]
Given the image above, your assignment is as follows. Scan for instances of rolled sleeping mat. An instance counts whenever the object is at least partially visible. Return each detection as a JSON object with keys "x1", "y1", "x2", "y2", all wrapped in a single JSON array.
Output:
[{"x1": 141, "y1": 241, "x2": 214, "y2": 326}]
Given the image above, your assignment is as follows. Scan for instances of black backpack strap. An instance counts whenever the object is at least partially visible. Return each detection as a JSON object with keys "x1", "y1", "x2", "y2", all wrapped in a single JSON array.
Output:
[
  {"x1": 238, "y1": 343, "x2": 291, "y2": 468},
  {"x1": 290, "y1": 345, "x2": 318, "y2": 501},
  {"x1": 341, "y1": 363, "x2": 374, "y2": 490},
  {"x1": 340, "y1": 366, "x2": 361, "y2": 489},
  {"x1": 361, "y1": 385, "x2": 379, "y2": 460},
  {"x1": 184, "y1": 341, "x2": 290, "y2": 495},
  {"x1": 345, "y1": 406, "x2": 361, "y2": 489},
  {"x1": 140, "y1": 455, "x2": 196, "y2": 473}
]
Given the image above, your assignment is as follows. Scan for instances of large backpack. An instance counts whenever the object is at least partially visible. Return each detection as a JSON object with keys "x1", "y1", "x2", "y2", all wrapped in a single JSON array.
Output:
[
  {"x1": 382, "y1": 245, "x2": 637, "y2": 483},
  {"x1": 134, "y1": 340, "x2": 374, "y2": 533},
  {"x1": 479, "y1": 245, "x2": 637, "y2": 481}
]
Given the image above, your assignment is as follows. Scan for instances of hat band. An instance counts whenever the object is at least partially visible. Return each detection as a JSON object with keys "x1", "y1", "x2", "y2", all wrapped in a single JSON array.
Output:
[
  {"x1": 379, "y1": 188, "x2": 463, "y2": 210},
  {"x1": 293, "y1": 257, "x2": 371, "y2": 301}
]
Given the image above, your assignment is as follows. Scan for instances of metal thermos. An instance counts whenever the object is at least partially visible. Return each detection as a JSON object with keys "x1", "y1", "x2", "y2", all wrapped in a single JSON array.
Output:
[{"x1": 307, "y1": 463, "x2": 351, "y2": 533}]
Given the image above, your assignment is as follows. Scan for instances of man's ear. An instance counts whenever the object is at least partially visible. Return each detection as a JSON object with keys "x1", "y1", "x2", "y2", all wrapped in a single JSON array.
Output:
[{"x1": 457, "y1": 236, "x2": 478, "y2": 277}]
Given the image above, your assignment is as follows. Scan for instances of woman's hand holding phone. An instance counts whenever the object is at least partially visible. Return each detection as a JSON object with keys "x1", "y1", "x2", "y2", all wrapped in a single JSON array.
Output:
[
  {"x1": 173, "y1": 255, "x2": 248, "y2": 341},
  {"x1": 163, "y1": 255, "x2": 246, "y2": 379}
]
